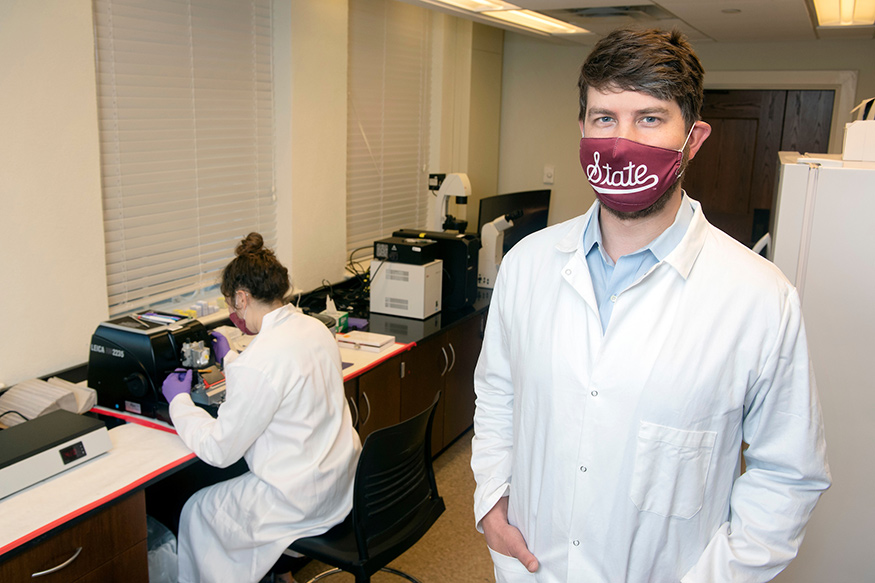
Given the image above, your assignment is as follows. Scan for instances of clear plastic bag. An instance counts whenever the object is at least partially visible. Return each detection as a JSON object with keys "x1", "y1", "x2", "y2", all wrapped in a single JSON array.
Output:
[{"x1": 147, "y1": 515, "x2": 178, "y2": 583}]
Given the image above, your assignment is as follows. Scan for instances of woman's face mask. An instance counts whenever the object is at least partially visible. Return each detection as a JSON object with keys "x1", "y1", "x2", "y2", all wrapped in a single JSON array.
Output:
[{"x1": 579, "y1": 125, "x2": 694, "y2": 214}]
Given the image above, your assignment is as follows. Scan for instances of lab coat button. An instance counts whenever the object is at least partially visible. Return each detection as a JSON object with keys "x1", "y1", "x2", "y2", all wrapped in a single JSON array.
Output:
[
  {"x1": 579, "y1": 466, "x2": 587, "y2": 472},
  {"x1": 610, "y1": 294, "x2": 618, "y2": 303},
  {"x1": 572, "y1": 540, "x2": 580, "y2": 546},
  {"x1": 565, "y1": 269, "x2": 572, "y2": 275},
  {"x1": 591, "y1": 390, "x2": 598, "y2": 397}
]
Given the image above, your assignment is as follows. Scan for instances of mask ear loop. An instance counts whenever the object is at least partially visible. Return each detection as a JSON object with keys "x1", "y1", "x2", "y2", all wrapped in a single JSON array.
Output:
[
  {"x1": 679, "y1": 122, "x2": 696, "y2": 152},
  {"x1": 675, "y1": 123, "x2": 697, "y2": 178},
  {"x1": 235, "y1": 291, "x2": 251, "y2": 331},
  {"x1": 235, "y1": 291, "x2": 249, "y2": 318}
]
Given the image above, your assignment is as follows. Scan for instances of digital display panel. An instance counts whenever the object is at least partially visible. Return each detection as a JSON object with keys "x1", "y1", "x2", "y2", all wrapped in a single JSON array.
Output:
[{"x1": 60, "y1": 441, "x2": 87, "y2": 465}]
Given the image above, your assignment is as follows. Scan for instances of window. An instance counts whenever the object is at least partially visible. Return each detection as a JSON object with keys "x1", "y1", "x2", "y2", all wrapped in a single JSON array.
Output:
[
  {"x1": 346, "y1": 0, "x2": 432, "y2": 255},
  {"x1": 93, "y1": 0, "x2": 276, "y2": 315}
]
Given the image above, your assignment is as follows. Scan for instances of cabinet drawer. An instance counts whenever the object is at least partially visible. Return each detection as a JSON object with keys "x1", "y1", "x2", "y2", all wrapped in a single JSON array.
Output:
[
  {"x1": 0, "y1": 490, "x2": 147, "y2": 582},
  {"x1": 76, "y1": 539, "x2": 148, "y2": 583}
]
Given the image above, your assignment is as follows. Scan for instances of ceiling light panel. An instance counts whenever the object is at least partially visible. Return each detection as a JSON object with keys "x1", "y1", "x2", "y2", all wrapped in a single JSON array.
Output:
[
  {"x1": 427, "y1": 0, "x2": 518, "y2": 12},
  {"x1": 484, "y1": 8, "x2": 590, "y2": 34},
  {"x1": 812, "y1": 0, "x2": 875, "y2": 25}
]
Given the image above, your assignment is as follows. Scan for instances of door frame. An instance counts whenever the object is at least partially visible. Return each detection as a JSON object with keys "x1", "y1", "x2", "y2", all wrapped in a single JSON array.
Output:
[{"x1": 704, "y1": 70, "x2": 858, "y2": 154}]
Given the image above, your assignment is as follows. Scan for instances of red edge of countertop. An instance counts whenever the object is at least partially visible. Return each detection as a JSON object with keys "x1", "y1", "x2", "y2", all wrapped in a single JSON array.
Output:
[
  {"x1": 2, "y1": 342, "x2": 414, "y2": 557},
  {"x1": 342, "y1": 341, "x2": 416, "y2": 381},
  {"x1": 0, "y1": 451, "x2": 196, "y2": 556}
]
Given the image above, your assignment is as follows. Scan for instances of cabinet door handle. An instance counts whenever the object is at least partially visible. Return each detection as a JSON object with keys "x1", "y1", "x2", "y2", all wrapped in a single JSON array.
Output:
[
  {"x1": 447, "y1": 342, "x2": 456, "y2": 373},
  {"x1": 360, "y1": 391, "x2": 371, "y2": 427},
  {"x1": 348, "y1": 396, "x2": 359, "y2": 427},
  {"x1": 32, "y1": 546, "x2": 82, "y2": 577},
  {"x1": 440, "y1": 347, "x2": 449, "y2": 377}
]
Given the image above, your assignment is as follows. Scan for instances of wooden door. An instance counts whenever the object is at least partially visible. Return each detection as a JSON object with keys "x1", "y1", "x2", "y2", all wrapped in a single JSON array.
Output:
[
  {"x1": 357, "y1": 353, "x2": 402, "y2": 442},
  {"x1": 684, "y1": 89, "x2": 833, "y2": 245},
  {"x1": 442, "y1": 315, "x2": 484, "y2": 446},
  {"x1": 399, "y1": 333, "x2": 447, "y2": 455}
]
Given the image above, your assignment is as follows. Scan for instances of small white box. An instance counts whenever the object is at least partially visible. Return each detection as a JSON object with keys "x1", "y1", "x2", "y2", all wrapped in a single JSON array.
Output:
[
  {"x1": 843, "y1": 120, "x2": 875, "y2": 162},
  {"x1": 370, "y1": 259, "x2": 442, "y2": 319}
]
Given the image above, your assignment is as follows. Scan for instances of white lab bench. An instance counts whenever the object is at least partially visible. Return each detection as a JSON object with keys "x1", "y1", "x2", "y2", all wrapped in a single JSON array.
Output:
[{"x1": 0, "y1": 342, "x2": 413, "y2": 580}]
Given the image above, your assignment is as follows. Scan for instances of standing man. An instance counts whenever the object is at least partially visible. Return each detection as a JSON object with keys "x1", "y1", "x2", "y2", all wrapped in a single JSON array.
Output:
[{"x1": 471, "y1": 28, "x2": 830, "y2": 583}]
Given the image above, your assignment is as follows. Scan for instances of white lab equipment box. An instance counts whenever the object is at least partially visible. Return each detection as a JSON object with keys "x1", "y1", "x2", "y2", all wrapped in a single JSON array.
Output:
[{"x1": 369, "y1": 259, "x2": 442, "y2": 319}]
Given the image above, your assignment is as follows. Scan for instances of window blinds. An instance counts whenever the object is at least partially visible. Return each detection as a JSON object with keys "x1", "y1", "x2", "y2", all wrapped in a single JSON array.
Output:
[
  {"x1": 347, "y1": 0, "x2": 432, "y2": 255},
  {"x1": 94, "y1": 0, "x2": 276, "y2": 315}
]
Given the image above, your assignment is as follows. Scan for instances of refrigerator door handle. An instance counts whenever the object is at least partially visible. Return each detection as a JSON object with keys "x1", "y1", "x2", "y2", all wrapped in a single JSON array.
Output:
[{"x1": 796, "y1": 163, "x2": 821, "y2": 300}]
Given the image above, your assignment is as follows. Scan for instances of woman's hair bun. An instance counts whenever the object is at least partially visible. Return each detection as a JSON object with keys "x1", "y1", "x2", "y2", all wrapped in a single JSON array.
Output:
[{"x1": 236, "y1": 232, "x2": 264, "y2": 256}]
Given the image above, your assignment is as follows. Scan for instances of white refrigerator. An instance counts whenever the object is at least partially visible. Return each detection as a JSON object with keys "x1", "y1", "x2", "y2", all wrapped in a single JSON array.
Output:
[{"x1": 769, "y1": 152, "x2": 875, "y2": 583}]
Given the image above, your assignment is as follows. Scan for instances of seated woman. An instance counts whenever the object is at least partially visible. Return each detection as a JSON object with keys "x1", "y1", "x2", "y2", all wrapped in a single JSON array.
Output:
[{"x1": 162, "y1": 232, "x2": 361, "y2": 583}]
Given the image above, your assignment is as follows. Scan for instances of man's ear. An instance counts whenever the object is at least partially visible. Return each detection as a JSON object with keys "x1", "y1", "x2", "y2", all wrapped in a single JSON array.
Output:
[
  {"x1": 579, "y1": 119, "x2": 585, "y2": 137},
  {"x1": 687, "y1": 121, "x2": 712, "y2": 160}
]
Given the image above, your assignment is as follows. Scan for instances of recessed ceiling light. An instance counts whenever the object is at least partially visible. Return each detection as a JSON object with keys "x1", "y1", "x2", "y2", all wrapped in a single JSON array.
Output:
[
  {"x1": 483, "y1": 9, "x2": 590, "y2": 34},
  {"x1": 423, "y1": 0, "x2": 517, "y2": 12},
  {"x1": 812, "y1": 0, "x2": 875, "y2": 26},
  {"x1": 424, "y1": 1, "x2": 590, "y2": 34}
]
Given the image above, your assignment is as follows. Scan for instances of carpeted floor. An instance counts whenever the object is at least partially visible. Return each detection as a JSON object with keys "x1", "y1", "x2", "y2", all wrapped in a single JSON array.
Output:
[{"x1": 293, "y1": 428, "x2": 495, "y2": 582}]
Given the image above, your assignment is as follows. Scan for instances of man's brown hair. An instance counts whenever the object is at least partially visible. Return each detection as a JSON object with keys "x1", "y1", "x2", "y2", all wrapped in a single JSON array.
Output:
[{"x1": 578, "y1": 27, "x2": 705, "y2": 129}]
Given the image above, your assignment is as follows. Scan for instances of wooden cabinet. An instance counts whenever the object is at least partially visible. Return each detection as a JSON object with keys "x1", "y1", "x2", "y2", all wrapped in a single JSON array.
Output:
[
  {"x1": 346, "y1": 311, "x2": 485, "y2": 455},
  {"x1": 354, "y1": 353, "x2": 402, "y2": 443},
  {"x1": 344, "y1": 377, "x2": 360, "y2": 431},
  {"x1": 399, "y1": 333, "x2": 448, "y2": 455},
  {"x1": 399, "y1": 313, "x2": 485, "y2": 455},
  {"x1": 0, "y1": 490, "x2": 148, "y2": 583},
  {"x1": 442, "y1": 315, "x2": 484, "y2": 445}
]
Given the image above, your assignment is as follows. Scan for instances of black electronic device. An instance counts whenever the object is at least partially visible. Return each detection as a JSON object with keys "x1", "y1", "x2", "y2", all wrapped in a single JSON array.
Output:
[
  {"x1": 392, "y1": 229, "x2": 480, "y2": 310},
  {"x1": 477, "y1": 189, "x2": 551, "y2": 256},
  {"x1": 373, "y1": 236, "x2": 439, "y2": 265},
  {"x1": 87, "y1": 311, "x2": 224, "y2": 423}
]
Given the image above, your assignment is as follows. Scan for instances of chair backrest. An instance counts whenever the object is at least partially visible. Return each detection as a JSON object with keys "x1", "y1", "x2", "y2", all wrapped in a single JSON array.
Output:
[{"x1": 351, "y1": 391, "x2": 442, "y2": 558}]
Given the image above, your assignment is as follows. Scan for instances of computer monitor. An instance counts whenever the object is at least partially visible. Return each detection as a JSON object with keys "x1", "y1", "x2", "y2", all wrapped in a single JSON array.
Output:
[{"x1": 477, "y1": 190, "x2": 551, "y2": 256}]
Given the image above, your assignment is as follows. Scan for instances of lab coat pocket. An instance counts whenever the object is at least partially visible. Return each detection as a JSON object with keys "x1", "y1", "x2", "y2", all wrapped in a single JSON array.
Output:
[
  {"x1": 630, "y1": 422, "x2": 716, "y2": 519},
  {"x1": 488, "y1": 546, "x2": 537, "y2": 582}
]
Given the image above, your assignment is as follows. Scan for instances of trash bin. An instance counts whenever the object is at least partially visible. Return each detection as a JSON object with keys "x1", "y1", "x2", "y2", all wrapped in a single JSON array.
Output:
[{"x1": 147, "y1": 515, "x2": 178, "y2": 583}]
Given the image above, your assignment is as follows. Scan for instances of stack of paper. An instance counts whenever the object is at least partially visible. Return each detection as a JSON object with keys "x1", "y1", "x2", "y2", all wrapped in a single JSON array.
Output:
[
  {"x1": 0, "y1": 378, "x2": 93, "y2": 427},
  {"x1": 336, "y1": 331, "x2": 395, "y2": 353},
  {"x1": 46, "y1": 377, "x2": 97, "y2": 413}
]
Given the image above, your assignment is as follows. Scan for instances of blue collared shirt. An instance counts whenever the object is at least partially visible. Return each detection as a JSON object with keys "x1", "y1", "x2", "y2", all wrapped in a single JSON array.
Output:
[{"x1": 583, "y1": 194, "x2": 694, "y2": 332}]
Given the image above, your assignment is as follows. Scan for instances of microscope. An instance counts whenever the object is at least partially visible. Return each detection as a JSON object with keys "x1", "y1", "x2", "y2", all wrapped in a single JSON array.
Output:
[{"x1": 428, "y1": 173, "x2": 471, "y2": 233}]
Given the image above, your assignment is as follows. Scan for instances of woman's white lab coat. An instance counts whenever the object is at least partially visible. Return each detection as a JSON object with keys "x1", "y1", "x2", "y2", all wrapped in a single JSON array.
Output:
[
  {"x1": 471, "y1": 197, "x2": 830, "y2": 582},
  {"x1": 170, "y1": 305, "x2": 361, "y2": 583}
]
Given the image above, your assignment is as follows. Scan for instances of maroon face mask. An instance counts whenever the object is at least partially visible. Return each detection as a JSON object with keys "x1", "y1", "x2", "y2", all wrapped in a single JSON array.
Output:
[
  {"x1": 229, "y1": 310, "x2": 255, "y2": 336},
  {"x1": 579, "y1": 127, "x2": 693, "y2": 213}
]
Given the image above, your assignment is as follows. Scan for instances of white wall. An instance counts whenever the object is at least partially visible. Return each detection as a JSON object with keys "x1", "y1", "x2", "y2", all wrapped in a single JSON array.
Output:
[
  {"x1": 0, "y1": 0, "x2": 107, "y2": 385},
  {"x1": 498, "y1": 33, "x2": 875, "y2": 227},
  {"x1": 465, "y1": 23, "x2": 504, "y2": 232},
  {"x1": 498, "y1": 35, "x2": 588, "y2": 226},
  {"x1": 282, "y1": 0, "x2": 349, "y2": 293}
]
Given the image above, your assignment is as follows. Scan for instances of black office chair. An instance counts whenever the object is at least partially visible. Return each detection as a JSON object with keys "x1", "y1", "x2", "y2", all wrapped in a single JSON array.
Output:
[{"x1": 289, "y1": 392, "x2": 445, "y2": 583}]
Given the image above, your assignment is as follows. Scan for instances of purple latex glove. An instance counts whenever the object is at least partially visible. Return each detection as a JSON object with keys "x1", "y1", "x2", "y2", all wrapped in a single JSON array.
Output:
[
  {"x1": 162, "y1": 368, "x2": 192, "y2": 403},
  {"x1": 210, "y1": 330, "x2": 231, "y2": 362}
]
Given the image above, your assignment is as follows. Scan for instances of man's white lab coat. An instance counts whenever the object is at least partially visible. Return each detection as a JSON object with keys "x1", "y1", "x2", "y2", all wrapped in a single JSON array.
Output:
[
  {"x1": 170, "y1": 305, "x2": 361, "y2": 583},
  {"x1": 471, "y1": 199, "x2": 830, "y2": 583}
]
